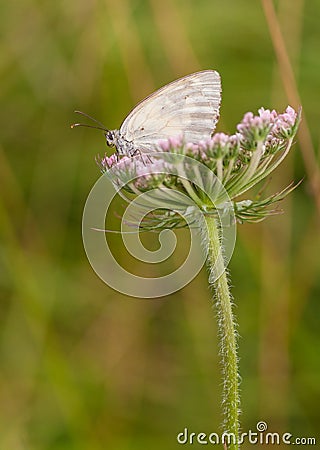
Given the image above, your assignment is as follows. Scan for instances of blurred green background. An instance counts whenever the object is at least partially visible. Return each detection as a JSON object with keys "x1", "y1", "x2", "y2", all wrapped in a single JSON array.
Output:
[{"x1": 1, "y1": 0, "x2": 320, "y2": 448}]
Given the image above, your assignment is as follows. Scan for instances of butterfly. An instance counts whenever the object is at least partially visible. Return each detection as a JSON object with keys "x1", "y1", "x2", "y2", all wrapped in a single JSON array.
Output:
[{"x1": 72, "y1": 70, "x2": 221, "y2": 157}]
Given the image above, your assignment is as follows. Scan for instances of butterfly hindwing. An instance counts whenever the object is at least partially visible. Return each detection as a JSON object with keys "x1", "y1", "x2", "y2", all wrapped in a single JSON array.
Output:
[{"x1": 119, "y1": 70, "x2": 221, "y2": 152}]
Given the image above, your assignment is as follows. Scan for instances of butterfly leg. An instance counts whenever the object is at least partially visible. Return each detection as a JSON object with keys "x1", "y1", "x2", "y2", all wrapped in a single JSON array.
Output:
[{"x1": 131, "y1": 149, "x2": 152, "y2": 166}]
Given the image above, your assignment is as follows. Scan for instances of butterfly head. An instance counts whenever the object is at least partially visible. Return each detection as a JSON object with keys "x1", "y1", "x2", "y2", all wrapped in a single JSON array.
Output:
[{"x1": 105, "y1": 130, "x2": 116, "y2": 148}]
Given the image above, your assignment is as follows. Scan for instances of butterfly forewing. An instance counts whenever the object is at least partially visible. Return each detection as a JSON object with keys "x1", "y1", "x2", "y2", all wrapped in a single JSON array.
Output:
[{"x1": 119, "y1": 70, "x2": 221, "y2": 152}]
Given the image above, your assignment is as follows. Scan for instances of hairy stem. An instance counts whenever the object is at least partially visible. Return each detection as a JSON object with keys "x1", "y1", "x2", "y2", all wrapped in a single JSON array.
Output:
[{"x1": 203, "y1": 214, "x2": 240, "y2": 450}]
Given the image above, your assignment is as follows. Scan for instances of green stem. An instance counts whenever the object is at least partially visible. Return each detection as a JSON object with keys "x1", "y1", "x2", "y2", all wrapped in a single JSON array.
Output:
[{"x1": 204, "y1": 214, "x2": 240, "y2": 450}]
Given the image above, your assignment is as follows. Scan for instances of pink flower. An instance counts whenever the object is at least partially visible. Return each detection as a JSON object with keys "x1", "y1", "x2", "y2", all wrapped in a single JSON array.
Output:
[
  {"x1": 237, "y1": 109, "x2": 275, "y2": 136},
  {"x1": 185, "y1": 142, "x2": 199, "y2": 153},
  {"x1": 272, "y1": 106, "x2": 297, "y2": 138},
  {"x1": 258, "y1": 107, "x2": 277, "y2": 122},
  {"x1": 157, "y1": 135, "x2": 184, "y2": 152},
  {"x1": 236, "y1": 105, "x2": 298, "y2": 148},
  {"x1": 169, "y1": 136, "x2": 183, "y2": 148},
  {"x1": 157, "y1": 139, "x2": 170, "y2": 151},
  {"x1": 210, "y1": 132, "x2": 230, "y2": 147},
  {"x1": 96, "y1": 153, "x2": 118, "y2": 171}
]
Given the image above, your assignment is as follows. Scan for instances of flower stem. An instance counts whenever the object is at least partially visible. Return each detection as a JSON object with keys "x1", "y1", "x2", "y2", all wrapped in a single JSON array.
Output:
[{"x1": 203, "y1": 214, "x2": 240, "y2": 450}]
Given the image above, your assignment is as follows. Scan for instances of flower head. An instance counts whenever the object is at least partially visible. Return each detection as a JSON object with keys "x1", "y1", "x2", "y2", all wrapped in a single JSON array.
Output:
[
  {"x1": 97, "y1": 106, "x2": 300, "y2": 228},
  {"x1": 96, "y1": 153, "x2": 118, "y2": 170},
  {"x1": 273, "y1": 106, "x2": 298, "y2": 139},
  {"x1": 237, "y1": 107, "x2": 277, "y2": 149},
  {"x1": 97, "y1": 153, "x2": 171, "y2": 193}
]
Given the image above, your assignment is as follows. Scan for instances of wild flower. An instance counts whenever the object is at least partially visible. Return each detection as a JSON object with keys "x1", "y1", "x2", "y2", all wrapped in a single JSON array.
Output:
[
  {"x1": 94, "y1": 105, "x2": 300, "y2": 449},
  {"x1": 97, "y1": 106, "x2": 301, "y2": 227}
]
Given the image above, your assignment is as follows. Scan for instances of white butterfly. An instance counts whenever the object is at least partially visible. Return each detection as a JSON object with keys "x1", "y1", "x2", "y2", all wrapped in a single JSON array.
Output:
[{"x1": 73, "y1": 70, "x2": 221, "y2": 156}]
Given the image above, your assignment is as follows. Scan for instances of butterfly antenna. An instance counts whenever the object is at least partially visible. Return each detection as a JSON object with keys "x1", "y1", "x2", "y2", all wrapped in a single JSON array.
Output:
[
  {"x1": 71, "y1": 123, "x2": 108, "y2": 131},
  {"x1": 71, "y1": 110, "x2": 109, "y2": 131}
]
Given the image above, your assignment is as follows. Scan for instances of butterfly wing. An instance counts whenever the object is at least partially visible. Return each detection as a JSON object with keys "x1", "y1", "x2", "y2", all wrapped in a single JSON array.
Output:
[{"x1": 119, "y1": 70, "x2": 221, "y2": 152}]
